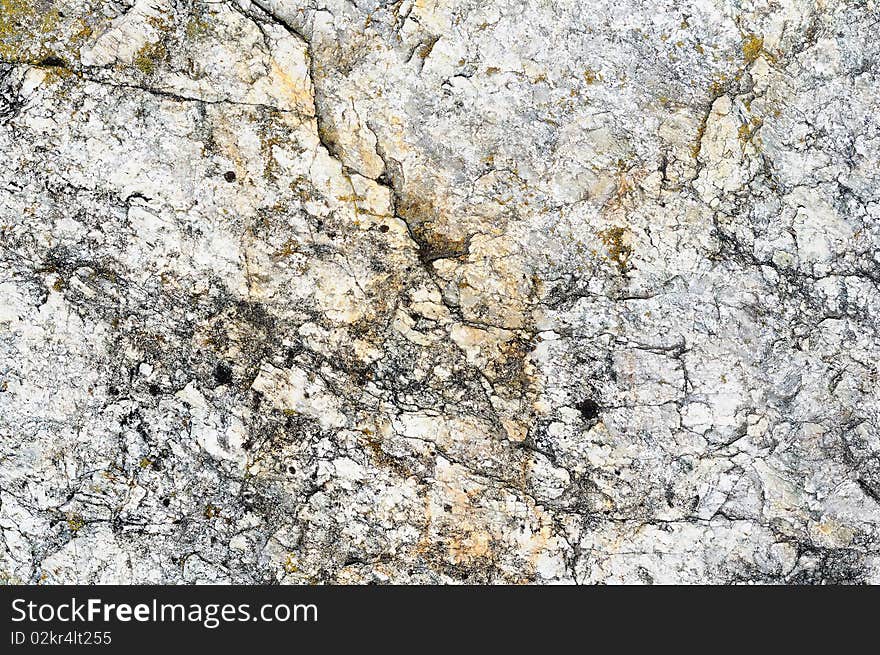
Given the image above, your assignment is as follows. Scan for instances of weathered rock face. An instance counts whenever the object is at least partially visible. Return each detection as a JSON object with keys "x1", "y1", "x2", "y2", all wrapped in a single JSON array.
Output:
[{"x1": 1, "y1": 0, "x2": 879, "y2": 584}]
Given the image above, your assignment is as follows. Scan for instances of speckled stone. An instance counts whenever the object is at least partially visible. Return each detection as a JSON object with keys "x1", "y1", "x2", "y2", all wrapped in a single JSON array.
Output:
[{"x1": 2, "y1": 0, "x2": 880, "y2": 584}]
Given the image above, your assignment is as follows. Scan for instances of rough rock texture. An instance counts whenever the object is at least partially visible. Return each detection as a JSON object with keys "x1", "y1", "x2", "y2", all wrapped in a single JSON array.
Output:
[{"x1": 1, "y1": 0, "x2": 880, "y2": 584}]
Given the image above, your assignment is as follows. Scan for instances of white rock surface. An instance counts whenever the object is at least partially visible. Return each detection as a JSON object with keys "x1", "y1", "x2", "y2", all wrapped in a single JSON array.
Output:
[{"x1": 1, "y1": 0, "x2": 879, "y2": 583}]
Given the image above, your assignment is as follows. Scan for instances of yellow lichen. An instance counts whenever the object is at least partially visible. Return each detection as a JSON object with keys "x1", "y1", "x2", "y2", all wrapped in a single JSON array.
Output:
[
  {"x1": 742, "y1": 34, "x2": 764, "y2": 64},
  {"x1": 133, "y1": 40, "x2": 168, "y2": 76},
  {"x1": 273, "y1": 239, "x2": 302, "y2": 259},
  {"x1": 130, "y1": 11, "x2": 175, "y2": 75},
  {"x1": 337, "y1": 194, "x2": 367, "y2": 203},
  {"x1": 0, "y1": 0, "x2": 61, "y2": 62},
  {"x1": 583, "y1": 68, "x2": 602, "y2": 85},
  {"x1": 66, "y1": 512, "x2": 85, "y2": 532},
  {"x1": 283, "y1": 554, "x2": 299, "y2": 573},
  {"x1": 737, "y1": 116, "x2": 764, "y2": 148},
  {"x1": 70, "y1": 19, "x2": 93, "y2": 46},
  {"x1": 185, "y1": 14, "x2": 211, "y2": 40},
  {"x1": 598, "y1": 226, "x2": 633, "y2": 272},
  {"x1": 709, "y1": 74, "x2": 728, "y2": 96}
]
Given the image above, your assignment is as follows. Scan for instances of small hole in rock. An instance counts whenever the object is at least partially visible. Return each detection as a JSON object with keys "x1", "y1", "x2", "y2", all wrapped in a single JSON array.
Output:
[
  {"x1": 223, "y1": 171, "x2": 237, "y2": 182},
  {"x1": 576, "y1": 398, "x2": 601, "y2": 420},
  {"x1": 213, "y1": 362, "x2": 233, "y2": 385},
  {"x1": 39, "y1": 55, "x2": 66, "y2": 67}
]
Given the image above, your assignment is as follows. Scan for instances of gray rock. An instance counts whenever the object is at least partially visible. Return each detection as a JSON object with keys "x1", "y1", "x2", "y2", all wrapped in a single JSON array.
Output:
[{"x1": 1, "y1": 0, "x2": 879, "y2": 584}]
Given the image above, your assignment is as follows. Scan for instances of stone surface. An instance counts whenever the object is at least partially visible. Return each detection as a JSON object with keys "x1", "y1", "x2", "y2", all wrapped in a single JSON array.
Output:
[{"x1": 1, "y1": 0, "x2": 879, "y2": 584}]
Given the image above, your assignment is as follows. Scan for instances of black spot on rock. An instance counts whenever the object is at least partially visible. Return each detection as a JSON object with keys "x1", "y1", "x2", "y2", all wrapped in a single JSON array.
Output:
[
  {"x1": 576, "y1": 398, "x2": 601, "y2": 420},
  {"x1": 213, "y1": 362, "x2": 233, "y2": 386},
  {"x1": 38, "y1": 55, "x2": 66, "y2": 67},
  {"x1": 223, "y1": 171, "x2": 237, "y2": 182}
]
